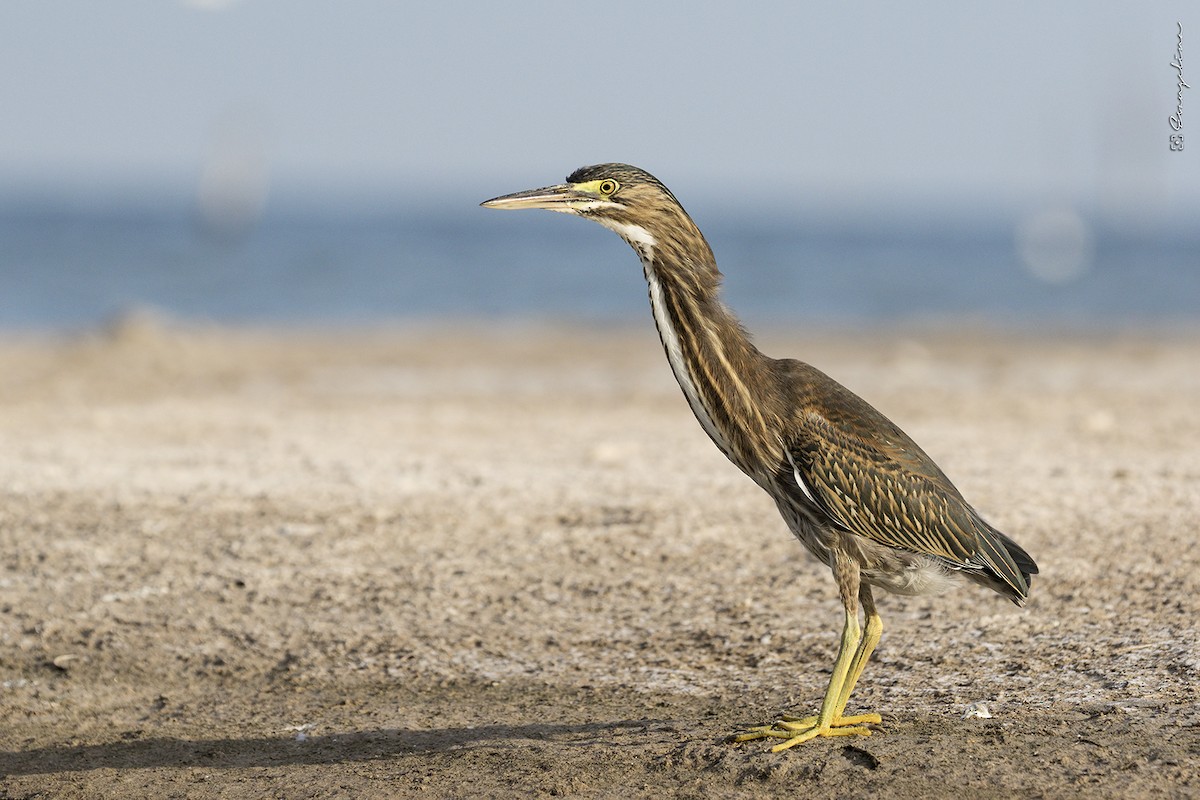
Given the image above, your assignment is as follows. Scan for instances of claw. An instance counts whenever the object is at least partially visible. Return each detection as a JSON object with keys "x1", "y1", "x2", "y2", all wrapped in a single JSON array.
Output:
[{"x1": 734, "y1": 712, "x2": 880, "y2": 750}]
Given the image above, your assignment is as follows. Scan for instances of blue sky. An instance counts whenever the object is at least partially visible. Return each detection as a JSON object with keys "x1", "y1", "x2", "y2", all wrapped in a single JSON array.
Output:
[{"x1": 1, "y1": 2, "x2": 1195, "y2": 221}]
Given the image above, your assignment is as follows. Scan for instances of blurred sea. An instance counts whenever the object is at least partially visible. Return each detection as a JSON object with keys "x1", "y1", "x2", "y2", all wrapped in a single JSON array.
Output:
[{"x1": 0, "y1": 199, "x2": 1196, "y2": 332}]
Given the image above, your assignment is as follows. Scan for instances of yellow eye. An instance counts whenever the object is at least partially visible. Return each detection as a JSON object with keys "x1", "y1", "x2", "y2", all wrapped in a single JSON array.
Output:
[{"x1": 598, "y1": 179, "x2": 619, "y2": 196}]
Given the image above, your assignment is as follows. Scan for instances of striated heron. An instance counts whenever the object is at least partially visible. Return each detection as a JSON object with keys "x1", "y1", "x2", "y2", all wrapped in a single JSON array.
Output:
[{"x1": 481, "y1": 164, "x2": 1038, "y2": 750}]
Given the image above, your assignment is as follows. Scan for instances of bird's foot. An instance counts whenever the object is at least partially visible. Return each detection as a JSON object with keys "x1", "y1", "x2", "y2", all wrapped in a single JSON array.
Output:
[{"x1": 732, "y1": 712, "x2": 882, "y2": 752}]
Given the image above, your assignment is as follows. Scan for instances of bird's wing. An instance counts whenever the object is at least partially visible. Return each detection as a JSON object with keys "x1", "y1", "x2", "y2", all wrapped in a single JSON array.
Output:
[
  {"x1": 785, "y1": 408, "x2": 984, "y2": 565},
  {"x1": 774, "y1": 359, "x2": 1031, "y2": 599}
]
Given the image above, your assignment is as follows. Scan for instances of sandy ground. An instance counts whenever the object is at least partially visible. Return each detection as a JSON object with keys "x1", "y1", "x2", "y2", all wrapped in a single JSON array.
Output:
[{"x1": 0, "y1": 318, "x2": 1198, "y2": 798}]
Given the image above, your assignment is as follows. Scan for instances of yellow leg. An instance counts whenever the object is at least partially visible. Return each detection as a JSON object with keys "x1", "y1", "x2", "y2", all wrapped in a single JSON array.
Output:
[
  {"x1": 733, "y1": 565, "x2": 882, "y2": 750},
  {"x1": 833, "y1": 585, "x2": 882, "y2": 720},
  {"x1": 771, "y1": 586, "x2": 883, "y2": 729}
]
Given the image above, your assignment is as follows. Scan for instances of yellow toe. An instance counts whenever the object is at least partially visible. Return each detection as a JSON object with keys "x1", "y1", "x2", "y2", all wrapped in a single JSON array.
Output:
[{"x1": 733, "y1": 711, "x2": 880, "y2": 749}]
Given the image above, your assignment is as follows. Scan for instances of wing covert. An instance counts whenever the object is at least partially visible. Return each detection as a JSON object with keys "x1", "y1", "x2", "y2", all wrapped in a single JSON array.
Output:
[{"x1": 786, "y1": 410, "x2": 983, "y2": 565}]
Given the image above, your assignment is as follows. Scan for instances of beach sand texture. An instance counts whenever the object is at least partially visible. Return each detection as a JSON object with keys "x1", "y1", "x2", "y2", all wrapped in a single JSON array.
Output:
[{"x1": 1, "y1": 321, "x2": 1198, "y2": 798}]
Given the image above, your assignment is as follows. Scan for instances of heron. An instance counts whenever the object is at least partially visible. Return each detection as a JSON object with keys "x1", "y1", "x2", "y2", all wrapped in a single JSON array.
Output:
[{"x1": 481, "y1": 164, "x2": 1038, "y2": 751}]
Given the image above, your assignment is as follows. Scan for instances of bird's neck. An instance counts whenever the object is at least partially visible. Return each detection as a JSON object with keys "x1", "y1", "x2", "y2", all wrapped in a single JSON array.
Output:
[{"x1": 632, "y1": 232, "x2": 781, "y2": 480}]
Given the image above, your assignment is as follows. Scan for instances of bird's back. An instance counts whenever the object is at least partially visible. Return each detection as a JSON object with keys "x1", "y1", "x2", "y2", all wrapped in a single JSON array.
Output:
[{"x1": 768, "y1": 358, "x2": 1037, "y2": 604}]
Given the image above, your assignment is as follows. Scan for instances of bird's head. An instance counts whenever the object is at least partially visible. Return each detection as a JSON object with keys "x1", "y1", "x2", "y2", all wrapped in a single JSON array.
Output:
[{"x1": 481, "y1": 163, "x2": 708, "y2": 267}]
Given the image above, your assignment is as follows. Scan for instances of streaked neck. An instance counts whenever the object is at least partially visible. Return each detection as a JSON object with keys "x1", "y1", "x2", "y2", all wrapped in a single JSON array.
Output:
[{"x1": 614, "y1": 222, "x2": 777, "y2": 479}]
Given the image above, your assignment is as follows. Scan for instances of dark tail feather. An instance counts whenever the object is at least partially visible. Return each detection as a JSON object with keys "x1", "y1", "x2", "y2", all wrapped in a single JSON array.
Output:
[
  {"x1": 997, "y1": 530, "x2": 1039, "y2": 580},
  {"x1": 975, "y1": 523, "x2": 1039, "y2": 606}
]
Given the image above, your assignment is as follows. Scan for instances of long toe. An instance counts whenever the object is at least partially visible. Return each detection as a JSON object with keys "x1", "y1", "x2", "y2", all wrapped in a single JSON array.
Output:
[{"x1": 732, "y1": 711, "x2": 880, "y2": 749}]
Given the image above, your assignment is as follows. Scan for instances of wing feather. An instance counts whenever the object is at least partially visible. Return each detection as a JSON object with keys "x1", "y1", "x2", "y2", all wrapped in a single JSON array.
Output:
[
  {"x1": 773, "y1": 359, "x2": 1034, "y2": 601},
  {"x1": 789, "y1": 409, "x2": 980, "y2": 564}
]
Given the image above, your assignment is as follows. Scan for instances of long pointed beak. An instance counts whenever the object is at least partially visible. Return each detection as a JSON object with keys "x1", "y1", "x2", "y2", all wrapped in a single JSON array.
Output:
[{"x1": 480, "y1": 183, "x2": 591, "y2": 211}]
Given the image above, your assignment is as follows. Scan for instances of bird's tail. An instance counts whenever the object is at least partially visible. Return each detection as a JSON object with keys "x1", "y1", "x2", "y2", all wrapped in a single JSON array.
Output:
[{"x1": 975, "y1": 522, "x2": 1039, "y2": 606}]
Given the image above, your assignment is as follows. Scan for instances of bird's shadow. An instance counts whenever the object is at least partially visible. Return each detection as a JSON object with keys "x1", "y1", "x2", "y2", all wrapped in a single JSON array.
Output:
[{"x1": 0, "y1": 719, "x2": 662, "y2": 776}]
